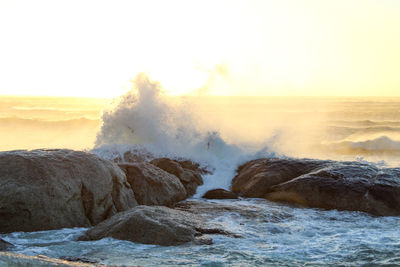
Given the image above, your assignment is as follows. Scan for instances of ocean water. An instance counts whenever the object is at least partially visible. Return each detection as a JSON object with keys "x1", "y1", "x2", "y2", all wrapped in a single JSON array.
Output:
[
  {"x1": 2, "y1": 94, "x2": 400, "y2": 165},
  {"x1": 0, "y1": 96, "x2": 108, "y2": 151},
  {"x1": 1, "y1": 81, "x2": 400, "y2": 265},
  {"x1": 2, "y1": 199, "x2": 400, "y2": 266}
]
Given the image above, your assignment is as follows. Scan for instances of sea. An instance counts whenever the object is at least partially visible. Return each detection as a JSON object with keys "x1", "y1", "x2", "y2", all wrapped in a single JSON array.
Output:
[{"x1": 1, "y1": 86, "x2": 400, "y2": 266}]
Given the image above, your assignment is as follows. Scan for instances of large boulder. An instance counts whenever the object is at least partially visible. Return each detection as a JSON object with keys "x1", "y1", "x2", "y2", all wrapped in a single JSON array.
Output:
[
  {"x1": 78, "y1": 205, "x2": 232, "y2": 246},
  {"x1": 0, "y1": 149, "x2": 137, "y2": 233},
  {"x1": 232, "y1": 158, "x2": 400, "y2": 216},
  {"x1": 150, "y1": 158, "x2": 204, "y2": 197},
  {"x1": 232, "y1": 158, "x2": 327, "y2": 198},
  {"x1": 118, "y1": 162, "x2": 187, "y2": 206}
]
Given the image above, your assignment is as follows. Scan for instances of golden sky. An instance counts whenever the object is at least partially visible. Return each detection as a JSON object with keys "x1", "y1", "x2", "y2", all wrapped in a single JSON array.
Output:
[{"x1": 0, "y1": 0, "x2": 399, "y2": 97}]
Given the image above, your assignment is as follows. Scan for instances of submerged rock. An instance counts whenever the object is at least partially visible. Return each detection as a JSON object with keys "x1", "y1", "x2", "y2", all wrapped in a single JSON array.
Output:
[
  {"x1": 150, "y1": 158, "x2": 204, "y2": 197},
  {"x1": 58, "y1": 256, "x2": 99, "y2": 264},
  {"x1": 175, "y1": 200, "x2": 292, "y2": 232},
  {"x1": 0, "y1": 252, "x2": 98, "y2": 266},
  {"x1": 79, "y1": 205, "x2": 232, "y2": 246},
  {"x1": 175, "y1": 200, "x2": 263, "y2": 219},
  {"x1": 119, "y1": 162, "x2": 187, "y2": 206},
  {"x1": 202, "y1": 189, "x2": 238, "y2": 199},
  {"x1": 0, "y1": 239, "x2": 13, "y2": 251},
  {"x1": 232, "y1": 158, "x2": 400, "y2": 216},
  {"x1": 0, "y1": 149, "x2": 137, "y2": 233}
]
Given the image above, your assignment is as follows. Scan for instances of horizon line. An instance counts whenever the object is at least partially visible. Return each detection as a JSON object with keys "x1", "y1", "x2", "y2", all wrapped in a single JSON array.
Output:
[{"x1": 2, "y1": 94, "x2": 400, "y2": 99}]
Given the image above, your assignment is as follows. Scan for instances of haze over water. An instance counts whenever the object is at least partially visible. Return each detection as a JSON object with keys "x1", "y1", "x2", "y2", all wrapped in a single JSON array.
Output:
[{"x1": 2, "y1": 94, "x2": 400, "y2": 167}]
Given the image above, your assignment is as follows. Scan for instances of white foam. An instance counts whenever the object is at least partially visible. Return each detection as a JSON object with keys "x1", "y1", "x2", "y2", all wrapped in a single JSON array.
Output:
[{"x1": 93, "y1": 73, "x2": 275, "y2": 193}]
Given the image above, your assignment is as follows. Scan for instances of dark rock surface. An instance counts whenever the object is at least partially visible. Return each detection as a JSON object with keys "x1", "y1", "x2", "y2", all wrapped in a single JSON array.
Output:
[
  {"x1": 232, "y1": 158, "x2": 327, "y2": 198},
  {"x1": 0, "y1": 149, "x2": 137, "y2": 233},
  {"x1": 119, "y1": 149, "x2": 154, "y2": 163},
  {"x1": 0, "y1": 239, "x2": 13, "y2": 251},
  {"x1": 202, "y1": 189, "x2": 238, "y2": 199},
  {"x1": 150, "y1": 158, "x2": 204, "y2": 197},
  {"x1": 175, "y1": 200, "x2": 263, "y2": 218},
  {"x1": 175, "y1": 159, "x2": 211, "y2": 175},
  {"x1": 232, "y1": 158, "x2": 400, "y2": 216},
  {"x1": 58, "y1": 256, "x2": 99, "y2": 264},
  {"x1": 119, "y1": 162, "x2": 187, "y2": 206},
  {"x1": 79, "y1": 205, "x2": 233, "y2": 246}
]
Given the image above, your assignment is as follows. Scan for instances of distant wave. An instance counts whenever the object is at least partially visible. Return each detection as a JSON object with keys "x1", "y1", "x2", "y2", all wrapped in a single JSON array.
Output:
[
  {"x1": 324, "y1": 111, "x2": 400, "y2": 121},
  {"x1": 328, "y1": 120, "x2": 400, "y2": 128},
  {"x1": 325, "y1": 125, "x2": 400, "y2": 140},
  {"x1": 0, "y1": 117, "x2": 100, "y2": 127},
  {"x1": 326, "y1": 136, "x2": 400, "y2": 156},
  {"x1": 11, "y1": 106, "x2": 77, "y2": 111}
]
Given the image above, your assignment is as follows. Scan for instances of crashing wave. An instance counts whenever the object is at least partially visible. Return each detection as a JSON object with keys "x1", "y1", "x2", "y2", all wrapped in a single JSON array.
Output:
[
  {"x1": 92, "y1": 74, "x2": 270, "y2": 195},
  {"x1": 93, "y1": 73, "x2": 244, "y2": 164}
]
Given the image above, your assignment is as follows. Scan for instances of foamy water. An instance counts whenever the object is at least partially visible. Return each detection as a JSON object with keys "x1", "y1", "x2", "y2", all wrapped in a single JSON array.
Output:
[{"x1": 3, "y1": 199, "x2": 400, "y2": 266}]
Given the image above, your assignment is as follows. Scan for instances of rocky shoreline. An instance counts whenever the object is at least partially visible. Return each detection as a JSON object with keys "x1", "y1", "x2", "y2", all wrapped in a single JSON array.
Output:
[
  {"x1": 232, "y1": 158, "x2": 400, "y2": 216},
  {"x1": 1, "y1": 149, "x2": 400, "y2": 265}
]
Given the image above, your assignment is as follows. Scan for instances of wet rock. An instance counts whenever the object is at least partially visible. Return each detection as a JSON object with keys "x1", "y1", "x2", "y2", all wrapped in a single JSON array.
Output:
[
  {"x1": 59, "y1": 256, "x2": 98, "y2": 264},
  {"x1": 175, "y1": 200, "x2": 291, "y2": 227},
  {"x1": 232, "y1": 158, "x2": 327, "y2": 198},
  {"x1": 0, "y1": 239, "x2": 13, "y2": 251},
  {"x1": 176, "y1": 200, "x2": 271, "y2": 220},
  {"x1": 150, "y1": 158, "x2": 204, "y2": 197},
  {"x1": 175, "y1": 159, "x2": 212, "y2": 175},
  {"x1": 202, "y1": 189, "x2": 238, "y2": 199},
  {"x1": 232, "y1": 158, "x2": 400, "y2": 216},
  {"x1": 119, "y1": 162, "x2": 187, "y2": 206},
  {"x1": 193, "y1": 235, "x2": 213, "y2": 245},
  {"x1": 79, "y1": 205, "x2": 232, "y2": 246},
  {"x1": 0, "y1": 149, "x2": 137, "y2": 233},
  {"x1": 120, "y1": 149, "x2": 154, "y2": 163},
  {"x1": 0, "y1": 252, "x2": 98, "y2": 266}
]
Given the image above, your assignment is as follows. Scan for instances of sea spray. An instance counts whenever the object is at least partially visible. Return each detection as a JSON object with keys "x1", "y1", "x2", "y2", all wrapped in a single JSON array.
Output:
[{"x1": 92, "y1": 73, "x2": 271, "y2": 194}]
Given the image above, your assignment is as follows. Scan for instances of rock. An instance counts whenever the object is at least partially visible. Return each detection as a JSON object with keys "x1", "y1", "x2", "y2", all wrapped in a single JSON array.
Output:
[
  {"x1": 0, "y1": 252, "x2": 98, "y2": 266},
  {"x1": 232, "y1": 158, "x2": 400, "y2": 216},
  {"x1": 202, "y1": 189, "x2": 238, "y2": 199},
  {"x1": 150, "y1": 158, "x2": 204, "y2": 197},
  {"x1": 175, "y1": 159, "x2": 211, "y2": 175},
  {"x1": 79, "y1": 205, "x2": 232, "y2": 246},
  {"x1": 0, "y1": 239, "x2": 13, "y2": 251},
  {"x1": 232, "y1": 158, "x2": 327, "y2": 198},
  {"x1": 193, "y1": 235, "x2": 213, "y2": 245},
  {"x1": 119, "y1": 162, "x2": 187, "y2": 206},
  {"x1": 175, "y1": 200, "x2": 290, "y2": 223},
  {"x1": 58, "y1": 256, "x2": 98, "y2": 264},
  {"x1": 0, "y1": 149, "x2": 137, "y2": 233},
  {"x1": 120, "y1": 149, "x2": 154, "y2": 163}
]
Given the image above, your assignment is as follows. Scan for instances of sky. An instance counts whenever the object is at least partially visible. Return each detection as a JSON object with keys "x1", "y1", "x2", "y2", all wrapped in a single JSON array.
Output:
[{"x1": 0, "y1": 0, "x2": 399, "y2": 97}]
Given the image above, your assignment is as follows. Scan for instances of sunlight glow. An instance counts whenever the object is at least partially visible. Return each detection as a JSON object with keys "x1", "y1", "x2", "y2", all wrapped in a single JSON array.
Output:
[{"x1": 0, "y1": 0, "x2": 399, "y2": 97}]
